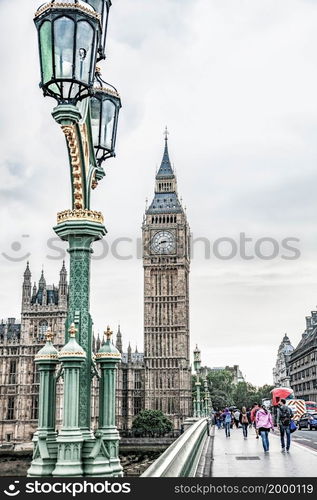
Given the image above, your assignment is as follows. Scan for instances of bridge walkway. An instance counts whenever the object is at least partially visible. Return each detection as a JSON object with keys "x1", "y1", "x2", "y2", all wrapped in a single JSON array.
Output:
[{"x1": 197, "y1": 424, "x2": 317, "y2": 477}]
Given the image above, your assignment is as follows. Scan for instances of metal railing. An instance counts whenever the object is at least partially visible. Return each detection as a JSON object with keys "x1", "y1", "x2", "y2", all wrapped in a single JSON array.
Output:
[{"x1": 140, "y1": 418, "x2": 207, "y2": 477}]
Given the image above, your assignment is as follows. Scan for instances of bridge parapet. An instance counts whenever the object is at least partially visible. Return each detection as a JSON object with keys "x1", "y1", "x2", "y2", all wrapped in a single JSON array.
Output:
[{"x1": 140, "y1": 418, "x2": 207, "y2": 477}]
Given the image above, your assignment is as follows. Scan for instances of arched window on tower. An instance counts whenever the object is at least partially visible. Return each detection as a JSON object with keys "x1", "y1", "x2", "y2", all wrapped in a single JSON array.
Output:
[
  {"x1": 32, "y1": 361, "x2": 40, "y2": 384},
  {"x1": 9, "y1": 360, "x2": 16, "y2": 385},
  {"x1": 31, "y1": 396, "x2": 39, "y2": 420},
  {"x1": 38, "y1": 320, "x2": 48, "y2": 341}
]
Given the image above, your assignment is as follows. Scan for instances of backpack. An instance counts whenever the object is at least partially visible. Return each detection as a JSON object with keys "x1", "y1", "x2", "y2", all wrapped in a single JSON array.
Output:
[
  {"x1": 251, "y1": 406, "x2": 259, "y2": 422},
  {"x1": 225, "y1": 413, "x2": 232, "y2": 423},
  {"x1": 279, "y1": 405, "x2": 292, "y2": 426},
  {"x1": 242, "y1": 414, "x2": 248, "y2": 424}
]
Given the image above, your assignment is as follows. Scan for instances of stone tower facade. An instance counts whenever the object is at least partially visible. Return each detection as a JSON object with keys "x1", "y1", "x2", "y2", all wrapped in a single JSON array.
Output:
[
  {"x1": 273, "y1": 334, "x2": 294, "y2": 388},
  {"x1": 0, "y1": 263, "x2": 68, "y2": 443},
  {"x1": 142, "y1": 135, "x2": 192, "y2": 428}
]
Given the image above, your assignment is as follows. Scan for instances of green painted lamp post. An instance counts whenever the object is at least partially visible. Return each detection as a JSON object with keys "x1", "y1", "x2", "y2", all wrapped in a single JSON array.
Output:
[
  {"x1": 27, "y1": 328, "x2": 59, "y2": 477},
  {"x1": 193, "y1": 397, "x2": 197, "y2": 418},
  {"x1": 203, "y1": 376, "x2": 209, "y2": 418},
  {"x1": 53, "y1": 324, "x2": 86, "y2": 476},
  {"x1": 30, "y1": 0, "x2": 122, "y2": 477},
  {"x1": 193, "y1": 345, "x2": 202, "y2": 418},
  {"x1": 92, "y1": 327, "x2": 123, "y2": 476}
]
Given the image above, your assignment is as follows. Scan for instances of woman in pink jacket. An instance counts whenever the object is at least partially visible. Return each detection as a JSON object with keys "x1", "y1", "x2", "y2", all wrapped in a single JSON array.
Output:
[{"x1": 255, "y1": 405, "x2": 274, "y2": 453}]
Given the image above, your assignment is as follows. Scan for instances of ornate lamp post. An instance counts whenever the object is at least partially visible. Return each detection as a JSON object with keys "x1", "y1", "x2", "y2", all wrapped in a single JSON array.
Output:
[
  {"x1": 53, "y1": 324, "x2": 86, "y2": 476},
  {"x1": 27, "y1": 328, "x2": 59, "y2": 477},
  {"x1": 193, "y1": 345, "x2": 202, "y2": 418},
  {"x1": 93, "y1": 327, "x2": 122, "y2": 476},
  {"x1": 30, "y1": 0, "x2": 121, "y2": 477},
  {"x1": 193, "y1": 396, "x2": 197, "y2": 418},
  {"x1": 203, "y1": 373, "x2": 209, "y2": 418}
]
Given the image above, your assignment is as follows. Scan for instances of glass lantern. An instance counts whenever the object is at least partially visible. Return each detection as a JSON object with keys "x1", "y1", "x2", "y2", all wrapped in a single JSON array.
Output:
[
  {"x1": 34, "y1": 0, "x2": 102, "y2": 103},
  {"x1": 84, "y1": 0, "x2": 112, "y2": 60},
  {"x1": 90, "y1": 67, "x2": 121, "y2": 164}
]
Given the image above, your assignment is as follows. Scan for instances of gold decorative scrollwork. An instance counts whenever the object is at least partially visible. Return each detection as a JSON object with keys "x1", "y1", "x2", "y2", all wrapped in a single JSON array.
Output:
[
  {"x1": 34, "y1": 3, "x2": 101, "y2": 21},
  {"x1": 91, "y1": 173, "x2": 98, "y2": 190},
  {"x1": 35, "y1": 353, "x2": 58, "y2": 360},
  {"x1": 57, "y1": 209, "x2": 104, "y2": 224},
  {"x1": 58, "y1": 351, "x2": 86, "y2": 357},
  {"x1": 61, "y1": 125, "x2": 84, "y2": 210},
  {"x1": 95, "y1": 352, "x2": 121, "y2": 359},
  {"x1": 79, "y1": 123, "x2": 90, "y2": 178}
]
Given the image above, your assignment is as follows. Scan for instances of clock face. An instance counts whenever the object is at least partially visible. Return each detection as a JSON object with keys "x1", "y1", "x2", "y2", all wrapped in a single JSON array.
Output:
[{"x1": 151, "y1": 231, "x2": 176, "y2": 254}]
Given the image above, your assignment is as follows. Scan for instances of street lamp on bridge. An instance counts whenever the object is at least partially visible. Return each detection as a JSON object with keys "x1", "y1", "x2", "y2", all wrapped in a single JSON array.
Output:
[
  {"x1": 193, "y1": 345, "x2": 202, "y2": 418},
  {"x1": 28, "y1": 0, "x2": 122, "y2": 477}
]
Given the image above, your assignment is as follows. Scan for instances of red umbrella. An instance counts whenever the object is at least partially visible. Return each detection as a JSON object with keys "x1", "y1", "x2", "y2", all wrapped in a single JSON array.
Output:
[{"x1": 271, "y1": 387, "x2": 294, "y2": 406}]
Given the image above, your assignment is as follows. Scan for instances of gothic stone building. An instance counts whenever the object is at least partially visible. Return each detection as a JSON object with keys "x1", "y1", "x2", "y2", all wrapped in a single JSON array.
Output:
[
  {"x1": 273, "y1": 334, "x2": 294, "y2": 388},
  {"x1": 289, "y1": 313, "x2": 317, "y2": 402},
  {"x1": 0, "y1": 138, "x2": 192, "y2": 443},
  {"x1": 0, "y1": 263, "x2": 67, "y2": 443}
]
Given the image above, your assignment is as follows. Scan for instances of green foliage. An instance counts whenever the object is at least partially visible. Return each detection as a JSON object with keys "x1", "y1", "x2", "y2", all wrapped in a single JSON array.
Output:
[
  {"x1": 132, "y1": 410, "x2": 173, "y2": 435},
  {"x1": 207, "y1": 370, "x2": 235, "y2": 409},
  {"x1": 207, "y1": 369, "x2": 234, "y2": 393},
  {"x1": 192, "y1": 368, "x2": 275, "y2": 411},
  {"x1": 230, "y1": 383, "x2": 276, "y2": 409},
  {"x1": 232, "y1": 382, "x2": 257, "y2": 409},
  {"x1": 256, "y1": 384, "x2": 275, "y2": 402},
  {"x1": 211, "y1": 390, "x2": 233, "y2": 410}
]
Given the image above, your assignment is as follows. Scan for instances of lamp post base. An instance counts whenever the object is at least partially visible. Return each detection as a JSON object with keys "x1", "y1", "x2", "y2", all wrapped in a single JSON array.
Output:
[
  {"x1": 82, "y1": 436, "x2": 114, "y2": 477},
  {"x1": 52, "y1": 431, "x2": 84, "y2": 477},
  {"x1": 27, "y1": 431, "x2": 58, "y2": 477}
]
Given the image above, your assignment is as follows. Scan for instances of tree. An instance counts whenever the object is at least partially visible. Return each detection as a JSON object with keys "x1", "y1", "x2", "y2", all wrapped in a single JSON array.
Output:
[
  {"x1": 255, "y1": 384, "x2": 275, "y2": 403},
  {"x1": 207, "y1": 369, "x2": 235, "y2": 409},
  {"x1": 131, "y1": 410, "x2": 173, "y2": 436},
  {"x1": 211, "y1": 390, "x2": 232, "y2": 410},
  {"x1": 232, "y1": 382, "x2": 257, "y2": 409},
  {"x1": 231, "y1": 383, "x2": 275, "y2": 409}
]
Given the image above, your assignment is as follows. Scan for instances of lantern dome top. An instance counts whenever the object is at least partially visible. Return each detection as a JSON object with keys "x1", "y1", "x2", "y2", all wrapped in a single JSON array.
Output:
[{"x1": 35, "y1": 0, "x2": 100, "y2": 21}]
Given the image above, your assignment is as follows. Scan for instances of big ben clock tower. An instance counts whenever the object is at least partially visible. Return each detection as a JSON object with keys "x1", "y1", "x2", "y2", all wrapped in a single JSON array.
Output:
[{"x1": 143, "y1": 131, "x2": 192, "y2": 428}]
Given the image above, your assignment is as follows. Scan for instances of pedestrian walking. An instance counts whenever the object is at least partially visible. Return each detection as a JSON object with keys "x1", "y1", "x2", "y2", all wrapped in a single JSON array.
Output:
[
  {"x1": 206, "y1": 418, "x2": 211, "y2": 436},
  {"x1": 247, "y1": 407, "x2": 252, "y2": 429},
  {"x1": 277, "y1": 398, "x2": 293, "y2": 453},
  {"x1": 250, "y1": 402, "x2": 260, "y2": 438},
  {"x1": 214, "y1": 410, "x2": 222, "y2": 430},
  {"x1": 255, "y1": 404, "x2": 274, "y2": 453},
  {"x1": 239, "y1": 406, "x2": 250, "y2": 438},
  {"x1": 233, "y1": 409, "x2": 240, "y2": 428},
  {"x1": 222, "y1": 408, "x2": 232, "y2": 437}
]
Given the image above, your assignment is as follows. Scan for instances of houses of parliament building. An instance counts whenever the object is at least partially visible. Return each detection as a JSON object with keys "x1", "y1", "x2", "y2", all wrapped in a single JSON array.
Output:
[{"x1": 0, "y1": 137, "x2": 192, "y2": 444}]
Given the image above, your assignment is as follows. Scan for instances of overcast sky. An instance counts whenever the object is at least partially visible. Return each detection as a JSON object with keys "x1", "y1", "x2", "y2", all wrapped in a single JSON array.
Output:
[{"x1": 1, "y1": 0, "x2": 317, "y2": 387}]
